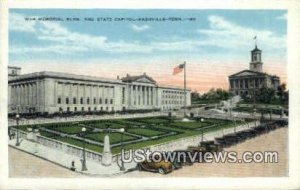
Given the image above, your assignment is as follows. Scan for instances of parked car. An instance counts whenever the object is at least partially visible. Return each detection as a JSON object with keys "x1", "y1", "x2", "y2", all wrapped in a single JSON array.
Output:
[
  {"x1": 236, "y1": 131, "x2": 251, "y2": 141},
  {"x1": 223, "y1": 134, "x2": 242, "y2": 146},
  {"x1": 199, "y1": 140, "x2": 223, "y2": 152},
  {"x1": 215, "y1": 137, "x2": 227, "y2": 148},
  {"x1": 186, "y1": 146, "x2": 208, "y2": 162},
  {"x1": 136, "y1": 155, "x2": 173, "y2": 174},
  {"x1": 173, "y1": 150, "x2": 195, "y2": 166},
  {"x1": 244, "y1": 129, "x2": 257, "y2": 138},
  {"x1": 158, "y1": 152, "x2": 182, "y2": 170}
]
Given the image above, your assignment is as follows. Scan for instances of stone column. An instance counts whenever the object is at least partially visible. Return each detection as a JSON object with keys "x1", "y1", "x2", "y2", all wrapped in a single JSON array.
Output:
[
  {"x1": 132, "y1": 85, "x2": 136, "y2": 106},
  {"x1": 151, "y1": 87, "x2": 153, "y2": 106},
  {"x1": 28, "y1": 83, "x2": 31, "y2": 107},
  {"x1": 145, "y1": 86, "x2": 148, "y2": 106},
  {"x1": 142, "y1": 86, "x2": 145, "y2": 106},
  {"x1": 130, "y1": 85, "x2": 133, "y2": 106}
]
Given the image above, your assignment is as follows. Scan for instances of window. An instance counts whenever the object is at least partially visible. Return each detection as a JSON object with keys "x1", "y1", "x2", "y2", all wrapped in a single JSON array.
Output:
[
  {"x1": 100, "y1": 107, "x2": 103, "y2": 111},
  {"x1": 74, "y1": 107, "x2": 77, "y2": 112},
  {"x1": 58, "y1": 97, "x2": 61, "y2": 104},
  {"x1": 87, "y1": 98, "x2": 90, "y2": 104},
  {"x1": 88, "y1": 107, "x2": 91, "y2": 112},
  {"x1": 94, "y1": 107, "x2": 97, "y2": 111},
  {"x1": 106, "y1": 107, "x2": 108, "y2": 111},
  {"x1": 66, "y1": 97, "x2": 69, "y2": 104},
  {"x1": 81, "y1": 107, "x2": 84, "y2": 111},
  {"x1": 67, "y1": 107, "x2": 70, "y2": 112},
  {"x1": 80, "y1": 98, "x2": 83, "y2": 104},
  {"x1": 73, "y1": 97, "x2": 77, "y2": 104},
  {"x1": 105, "y1": 98, "x2": 108, "y2": 104},
  {"x1": 93, "y1": 98, "x2": 96, "y2": 104},
  {"x1": 110, "y1": 99, "x2": 113, "y2": 104},
  {"x1": 59, "y1": 107, "x2": 63, "y2": 112},
  {"x1": 99, "y1": 98, "x2": 102, "y2": 104}
]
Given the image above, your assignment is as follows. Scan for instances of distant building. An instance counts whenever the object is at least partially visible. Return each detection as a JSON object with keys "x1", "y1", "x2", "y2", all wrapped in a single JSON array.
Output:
[
  {"x1": 8, "y1": 66, "x2": 21, "y2": 80},
  {"x1": 8, "y1": 69, "x2": 191, "y2": 114},
  {"x1": 228, "y1": 45, "x2": 280, "y2": 98}
]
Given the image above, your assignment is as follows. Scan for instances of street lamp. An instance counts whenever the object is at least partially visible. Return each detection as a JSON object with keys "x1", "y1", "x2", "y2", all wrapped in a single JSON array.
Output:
[
  {"x1": 15, "y1": 114, "x2": 20, "y2": 146},
  {"x1": 119, "y1": 128, "x2": 125, "y2": 171},
  {"x1": 200, "y1": 118, "x2": 204, "y2": 142},
  {"x1": 81, "y1": 126, "x2": 88, "y2": 171},
  {"x1": 233, "y1": 114, "x2": 237, "y2": 134}
]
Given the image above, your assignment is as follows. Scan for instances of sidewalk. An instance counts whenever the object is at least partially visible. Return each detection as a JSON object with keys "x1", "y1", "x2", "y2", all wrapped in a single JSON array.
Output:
[{"x1": 8, "y1": 139, "x2": 137, "y2": 176}]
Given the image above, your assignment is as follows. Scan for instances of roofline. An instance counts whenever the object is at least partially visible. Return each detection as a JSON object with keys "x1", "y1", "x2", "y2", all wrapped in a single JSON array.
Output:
[
  {"x1": 229, "y1": 69, "x2": 279, "y2": 78},
  {"x1": 8, "y1": 71, "x2": 125, "y2": 85},
  {"x1": 8, "y1": 66, "x2": 21, "y2": 69},
  {"x1": 158, "y1": 85, "x2": 191, "y2": 91}
]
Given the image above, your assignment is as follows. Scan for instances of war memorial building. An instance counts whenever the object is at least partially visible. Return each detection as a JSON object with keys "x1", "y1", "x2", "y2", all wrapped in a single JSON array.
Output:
[
  {"x1": 228, "y1": 45, "x2": 280, "y2": 97},
  {"x1": 8, "y1": 67, "x2": 191, "y2": 114}
]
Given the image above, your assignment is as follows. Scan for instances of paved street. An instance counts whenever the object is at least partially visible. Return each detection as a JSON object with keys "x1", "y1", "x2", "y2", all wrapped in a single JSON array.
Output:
[{"x1": 123, "y1": 127, "x2": 288, "y2": 177}]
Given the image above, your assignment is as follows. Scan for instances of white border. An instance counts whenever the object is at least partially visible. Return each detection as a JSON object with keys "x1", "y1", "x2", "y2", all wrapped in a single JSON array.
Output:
[{"x1": 1, "y1": 0, "x2": 300, "y2": 189}]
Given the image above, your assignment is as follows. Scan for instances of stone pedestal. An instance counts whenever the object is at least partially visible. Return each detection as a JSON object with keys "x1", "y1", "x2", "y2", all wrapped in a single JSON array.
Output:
[{"x1": 101, "y1": 135, "x2": 112, "y2": 166}]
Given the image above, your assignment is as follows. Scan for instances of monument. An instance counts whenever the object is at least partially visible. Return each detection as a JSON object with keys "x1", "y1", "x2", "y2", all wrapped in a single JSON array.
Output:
[{"x1": 101, "y1": 135, "x2": 112, "y2": 166}]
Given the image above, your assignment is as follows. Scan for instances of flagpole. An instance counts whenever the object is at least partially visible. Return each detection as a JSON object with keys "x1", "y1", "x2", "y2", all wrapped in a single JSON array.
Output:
[{"x1": 183, "y1": 61, "x2": 187, "y2": 117}]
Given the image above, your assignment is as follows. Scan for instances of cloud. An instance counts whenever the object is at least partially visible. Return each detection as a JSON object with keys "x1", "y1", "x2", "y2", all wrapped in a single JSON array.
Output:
[
  {"x1": 197, "y1": 15, "x2": 286, "y2": 55},
  {"x1": 9, "y1": 13, "x2": 286, "y2": 59},
  {"x1": 276, "y1": 13, "x2": 287, "y2": 20},
  {"x1": 131, "y1": 24, "x2": 150, "y2": 32},
  {"x1": 9, "y1": 13, "x2": 197, "y2": 55},
  {"x1": 9, "y1": 13, "x2": 36, "y2": 33}
]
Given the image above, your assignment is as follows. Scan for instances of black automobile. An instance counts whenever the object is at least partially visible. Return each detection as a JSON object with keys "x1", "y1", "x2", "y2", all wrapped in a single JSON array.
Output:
[
  {"x1": 244, "y1": 129, "x2": 257, "y2": 138},
  {"x1": 223, "y1": 134, "x2": 241, "y2": 146},
  {"x1": 253, "y1": 126, "x2": 267, "y2": 135},
  {"x1": 199, "y1": 140, "x2": 223, "y2": 152},
  {"x1": 236, "y1": 131, "x2": 251, "y2": 141},
  {"x1": 215, "y1": 137, "x2": 228, "y2": 148},
  {"x1": 172, "y1": 150, "x2": 195, "y2": 166}
]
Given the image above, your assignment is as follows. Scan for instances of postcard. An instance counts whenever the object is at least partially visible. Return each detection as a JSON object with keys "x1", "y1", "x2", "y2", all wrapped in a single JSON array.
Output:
[{"x1": 1, "y1": 0, "x2": 300, "y2": 189}]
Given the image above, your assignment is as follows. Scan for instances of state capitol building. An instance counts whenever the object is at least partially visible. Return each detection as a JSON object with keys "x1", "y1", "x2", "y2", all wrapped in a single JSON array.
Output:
[
  {"x1": 8, "y1": 68, "x2": 191, "y2": 115},
  {"x1": 228, "y1": 45, "x2": 280, "y2": 97}
]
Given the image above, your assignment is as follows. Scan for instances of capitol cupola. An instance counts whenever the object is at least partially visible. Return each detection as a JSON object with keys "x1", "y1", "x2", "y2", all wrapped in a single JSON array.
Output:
[{"x1": 250, "y1": 45, "x2": 263, "y2": 72}]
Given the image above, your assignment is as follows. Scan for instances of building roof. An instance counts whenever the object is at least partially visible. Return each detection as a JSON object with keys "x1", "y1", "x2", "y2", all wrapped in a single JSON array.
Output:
[
  {"x1": 251, "y1": 45, "x2": 262, "y2": 52},
  {"x1": 8, "y1": 71, "x2": 124, "y2": 84},
  {"x1": 158, "y1": 84, "x2": 191, "y2": 91},
  {"x1": 229, "y1": 69, "x2": 279, "y2": 78},
  {"x1": 121, "y1": 73, "x2": 156, "y2": 84},
  {"x1": 8, "y1": 66, "x2": 21, "y2": 69}
]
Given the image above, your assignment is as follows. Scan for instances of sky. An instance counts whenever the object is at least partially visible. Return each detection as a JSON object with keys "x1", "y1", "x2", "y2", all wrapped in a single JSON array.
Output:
[{"x1": 9, "y1": 9, "x2": 287, "y2": 93}]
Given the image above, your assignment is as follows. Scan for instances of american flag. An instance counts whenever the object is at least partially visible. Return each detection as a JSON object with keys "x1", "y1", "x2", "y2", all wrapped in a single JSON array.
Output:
[{"x1": 173, "y1": 63, "x2": 185, "y2": 75}]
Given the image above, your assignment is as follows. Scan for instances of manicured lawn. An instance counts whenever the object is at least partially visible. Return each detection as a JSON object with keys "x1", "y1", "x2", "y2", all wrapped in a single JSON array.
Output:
[
  {"x1": 172, "y1": 121, "x2": 205, "y2": 129},
  {"x1": 54, "y1": 126, "x2": 90, "y2": 134},
  {"x1": 9, "y1": 116, "x2": 245, "y2": 154},
  {"x1": 127, "y1": 128, "x2": 166, "y2": 137},
  {"x1": 134, "y1": 117, "x2": 171, "y2": 124},
  {"x1": 91, "y1": 122, "x2": 125, "y2": 129},
  {"x1": 85, "y1": 132, "x2": 138, "y2": 144}
]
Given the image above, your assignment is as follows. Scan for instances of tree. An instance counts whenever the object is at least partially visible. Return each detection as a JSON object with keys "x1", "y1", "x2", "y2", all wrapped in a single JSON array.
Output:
[
  {"x1": 277, "y1": 83, "x2": 287, "y2": 103},
  {"x1": 256, "y1": 87, "x2": 275, "y2": 103}
]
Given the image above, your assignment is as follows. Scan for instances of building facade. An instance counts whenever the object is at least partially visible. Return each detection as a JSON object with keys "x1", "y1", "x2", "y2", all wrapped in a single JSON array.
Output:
[
  {"x1": 8, "y1": 70, "x2": 191, "y2": 114},
  {"x1": 228, "y1": 45, "x2": 280, "y2": 97}
]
